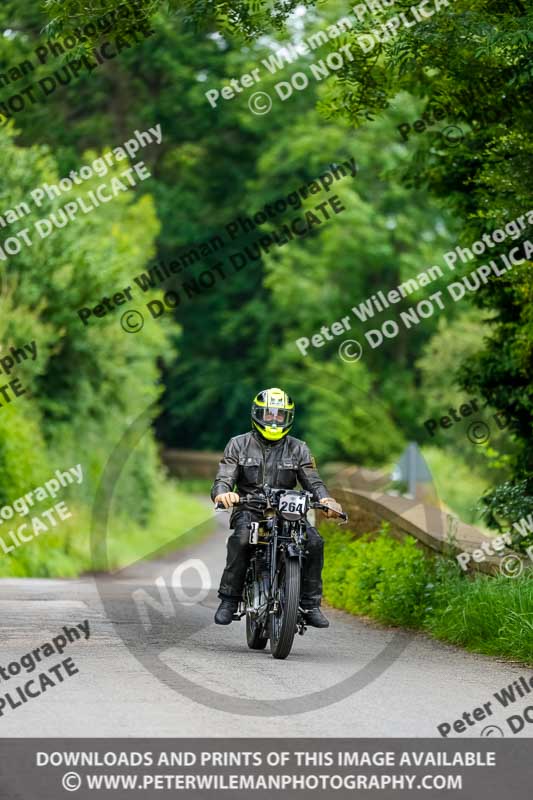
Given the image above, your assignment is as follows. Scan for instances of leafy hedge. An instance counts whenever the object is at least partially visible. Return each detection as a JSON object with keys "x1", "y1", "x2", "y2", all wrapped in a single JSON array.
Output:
[
  {"x1": 0, "y1": 481, "x2": 211, "y2": 578},
  {"x1": 0, "y1": 125, "x2": 181, "y2": 576},
  {"x1": 321, "y1": 523, "x2": 533, "y2": 664}
]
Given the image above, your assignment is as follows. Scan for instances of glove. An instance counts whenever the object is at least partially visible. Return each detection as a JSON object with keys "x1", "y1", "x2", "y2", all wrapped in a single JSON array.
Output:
[
  {"x1": 321, "y1": 497, "x2": 343, "y2": 518},
  {"x1": 215, "y1": 492, "x2": 240, "y2": 509}
]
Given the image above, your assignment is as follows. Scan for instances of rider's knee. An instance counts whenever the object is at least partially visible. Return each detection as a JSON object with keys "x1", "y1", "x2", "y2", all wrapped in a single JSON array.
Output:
[
  {"x1": 306, "y1": 526, "x2": 323, "y2": 551},
  {"x1": 232, "y1": 527, "x2": 251, "y2": 548}
]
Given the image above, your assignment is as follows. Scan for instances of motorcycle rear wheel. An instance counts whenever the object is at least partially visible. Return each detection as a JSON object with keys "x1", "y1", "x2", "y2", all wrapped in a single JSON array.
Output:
[{"x1": 270, "y1": 556, "x2": 300, "y2": 660}]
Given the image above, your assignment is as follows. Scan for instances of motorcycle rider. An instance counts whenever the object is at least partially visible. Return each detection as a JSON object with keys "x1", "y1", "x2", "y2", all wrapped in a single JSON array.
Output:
[{"x1": 212, "y1": 387, "x2": 343, "y2": 628}]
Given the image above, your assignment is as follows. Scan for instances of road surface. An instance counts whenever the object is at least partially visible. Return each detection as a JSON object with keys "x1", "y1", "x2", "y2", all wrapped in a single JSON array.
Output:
[{"x1": 0, "y1": 507, "x2": 530, "y2": 738}]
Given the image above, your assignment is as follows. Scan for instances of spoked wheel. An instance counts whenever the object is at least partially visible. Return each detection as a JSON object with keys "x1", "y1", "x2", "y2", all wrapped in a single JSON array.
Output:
[
  {"x1": 246, "y1": 610, "x2": 268, "y2": 650},
  {"x1": 270, "y1": 556, "x2": 300, "y2": 660}
]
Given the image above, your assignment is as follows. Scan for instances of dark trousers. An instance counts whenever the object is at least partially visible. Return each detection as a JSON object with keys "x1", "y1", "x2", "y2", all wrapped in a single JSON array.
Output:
[{"x1": 218, "y1": 511, "x2": 324, "y2": 608}]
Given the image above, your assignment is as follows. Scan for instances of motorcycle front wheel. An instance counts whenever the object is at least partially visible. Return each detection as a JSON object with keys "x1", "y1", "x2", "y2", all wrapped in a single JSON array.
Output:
[{"x1": 270, "y1": 556, "x2": 300, "y2": 660}]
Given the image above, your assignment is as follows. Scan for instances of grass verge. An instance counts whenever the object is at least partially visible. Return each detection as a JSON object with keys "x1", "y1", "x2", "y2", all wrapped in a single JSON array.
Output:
[
  {"x1": 0, "y1": 481, "x2": 212, "y2": 578},
  {"x1": 321, "y1": 522, "x2": 533, "y2": 664}
]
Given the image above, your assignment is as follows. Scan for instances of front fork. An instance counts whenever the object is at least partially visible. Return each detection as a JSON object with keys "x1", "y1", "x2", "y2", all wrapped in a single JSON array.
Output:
[{"x1": 270, "y1": 529, "x2": 308, "y2": 635}]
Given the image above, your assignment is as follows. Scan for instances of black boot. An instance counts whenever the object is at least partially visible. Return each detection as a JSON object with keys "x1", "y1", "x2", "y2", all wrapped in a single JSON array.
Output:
[
  {"x1": 214, "y1": 599, "x2": 238, "y2": 625},
  {"x1": 304, "y1": 607, "x2": 329, "y2": 628}
]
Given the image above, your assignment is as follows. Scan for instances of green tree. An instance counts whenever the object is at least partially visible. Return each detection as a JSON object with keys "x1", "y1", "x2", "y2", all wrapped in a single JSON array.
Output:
[
  {"x1": 165, "y1": 0, "x2": 533, "y2": 519},
  {"x1": 0, "y1": 124, "x2": 176, "y2": 520},
  {"x1": 5, "y1": 0, "x2": 529, "y2": 523}
]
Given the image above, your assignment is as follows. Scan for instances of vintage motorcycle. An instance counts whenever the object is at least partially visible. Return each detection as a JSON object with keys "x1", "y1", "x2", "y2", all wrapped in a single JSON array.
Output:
[{"x1": 217, "y1": 486, "x2": 347, "y2": 659}]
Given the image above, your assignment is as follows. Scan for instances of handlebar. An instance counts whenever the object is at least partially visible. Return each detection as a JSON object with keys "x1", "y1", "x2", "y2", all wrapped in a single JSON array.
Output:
[
  {"x1": 313, "y1": 503, "x2": 348, "y2": 522},
  {"x1": 214, "y1": 494, "x2": 347, "y2": 521},
  {"x1": 214, "y1": 494, "x2": 257, "y2": 510}
]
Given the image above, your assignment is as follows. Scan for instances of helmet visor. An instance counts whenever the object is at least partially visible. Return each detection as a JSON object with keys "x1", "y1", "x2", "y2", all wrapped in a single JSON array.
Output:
[{"x1": 255, "y1": 406, "x2": 294, "y2": 428}]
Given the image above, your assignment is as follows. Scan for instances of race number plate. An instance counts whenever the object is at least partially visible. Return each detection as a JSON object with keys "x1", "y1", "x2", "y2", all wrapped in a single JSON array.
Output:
[{"x1": 279, "y1": 492, "x2": 306, "y2": 519}]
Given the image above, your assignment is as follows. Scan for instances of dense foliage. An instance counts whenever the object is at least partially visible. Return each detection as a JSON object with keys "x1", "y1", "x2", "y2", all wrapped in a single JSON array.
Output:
[
  {"x1": 0, "y1": 0, "x2": 530, "y2": 548},
  {"x1": 321, "y1": 522, "x2": 533, "y2": 663}
]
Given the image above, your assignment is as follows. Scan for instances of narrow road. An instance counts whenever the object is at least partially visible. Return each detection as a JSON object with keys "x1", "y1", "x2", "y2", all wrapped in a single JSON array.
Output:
[{"x1": 0, "y1": 507, "x2": 529, "y2": 738}]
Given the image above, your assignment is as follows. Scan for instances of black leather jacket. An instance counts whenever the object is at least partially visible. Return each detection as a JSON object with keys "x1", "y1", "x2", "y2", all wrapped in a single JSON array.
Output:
[{"x1": 211, "y1": 431, "x2": 329, "y2": 510}]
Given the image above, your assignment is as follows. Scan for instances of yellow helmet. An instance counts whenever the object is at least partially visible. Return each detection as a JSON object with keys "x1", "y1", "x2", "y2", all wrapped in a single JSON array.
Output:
[{"x1": 251, "y1": 387, "x2": 295, "y2": 441}]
